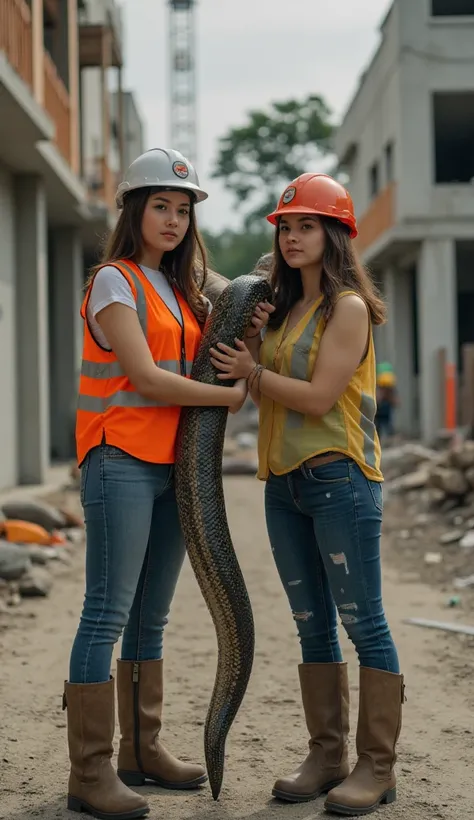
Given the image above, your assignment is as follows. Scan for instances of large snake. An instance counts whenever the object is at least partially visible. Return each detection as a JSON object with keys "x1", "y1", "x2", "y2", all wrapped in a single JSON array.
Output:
[{"x1": 175, "y1": 274, "x2": 272, "y2": 800}]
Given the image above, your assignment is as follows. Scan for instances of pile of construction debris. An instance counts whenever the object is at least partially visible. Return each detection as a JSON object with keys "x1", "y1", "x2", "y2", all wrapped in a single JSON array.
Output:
[
  {"x1": 385, "y1": 440, "x2": 474, "y2": 513},
  {"x1": 383, "y1": 440, "x2": 474, "y2": 599},
  {"x1": 0, "y1": 496, "x2": 83, "y2": 614}
]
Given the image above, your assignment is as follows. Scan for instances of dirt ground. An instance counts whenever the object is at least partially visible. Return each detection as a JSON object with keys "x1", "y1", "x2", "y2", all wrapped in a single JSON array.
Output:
[{"x1": 1, "y1": 476, "x2": 473, "y2": 820}]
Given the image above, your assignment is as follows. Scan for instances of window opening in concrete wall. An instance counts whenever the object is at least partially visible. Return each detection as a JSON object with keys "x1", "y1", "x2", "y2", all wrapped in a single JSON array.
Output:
[
  {"x1": 369, "y1": 162, "x2": 379, "y2": 199},
  {"x1": 433, "y1": 92, "x2": 474, "y2": 183},
  {"x1": 385, "y1": 142, "x2": 394, "y2": 184},
  {"x1": 432, "y1": 0, "x2": 474, "y2": 14}
]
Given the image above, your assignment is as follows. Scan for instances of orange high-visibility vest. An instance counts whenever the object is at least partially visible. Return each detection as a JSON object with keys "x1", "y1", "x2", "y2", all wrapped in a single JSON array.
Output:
[{"x1": 75, "y1": 260, "x2": 202, "y2": 466}]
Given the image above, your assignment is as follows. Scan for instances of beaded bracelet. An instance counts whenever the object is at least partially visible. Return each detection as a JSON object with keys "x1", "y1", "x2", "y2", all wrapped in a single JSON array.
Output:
[
  {"x1": 247, "y1": 364, "x2": 259, "y2": 390},
  {"x1": 255, "y1": 364, "x2": 266, "y2": 392},
  {"x1": 248, "y1": 364, "x2": 265, "y2": 392}
]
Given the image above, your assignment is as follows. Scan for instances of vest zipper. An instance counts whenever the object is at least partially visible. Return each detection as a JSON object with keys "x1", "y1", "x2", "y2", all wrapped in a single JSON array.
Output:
[
  {"x1": 132, "y1": 662, "x2": 144, "y2": 773},
  {"x1": 153, "y1": 273, "x2": 187, "y2": 376}
]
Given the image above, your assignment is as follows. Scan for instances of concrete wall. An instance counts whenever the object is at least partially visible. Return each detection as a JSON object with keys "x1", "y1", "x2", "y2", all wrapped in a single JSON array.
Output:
[
  {"x1": 397, "y1": 0, "x2": 474, "y2": 223},
  {"x1": 111, "y1": 90, "x2": 144, "y2": 171},
  {"x1": 337, "y1": 0, "x2": 474, "y2": 228},
  {"x1": 15, "y1": 176, "x2": 50, "y2": 486},
  {"x1": 79, "y1": 0, "x2": 124, "y2": 186},
  {"x1": 49, "y1": 227, "x2": 84, "y2": 460},
  {"x1": 335, "y1": 5, "x2": 402, "y2": 218},
  {"x1": 80, "y1": 69, "x2": 122, "y2": 186},
  {"x1": 0, "y1": 163, "x2": 18, "y2": 489},
  {"x1": 81, "y1": 67, "x2": 106, "y2": 187},
  {"x1": 80, "y1": 0, "x2": 123, "y2": 36},
  {"x1": 335, "y1": 0, "x2": 474, "y2": 442}
]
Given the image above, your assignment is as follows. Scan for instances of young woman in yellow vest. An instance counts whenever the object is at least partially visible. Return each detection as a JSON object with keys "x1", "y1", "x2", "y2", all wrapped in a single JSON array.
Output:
[
  {"x1": 210, "y1": 173, "x2": 404, "y2": 817},
  {"x1": 64, "y1": 148, "x2": 271, "y2": 820}
]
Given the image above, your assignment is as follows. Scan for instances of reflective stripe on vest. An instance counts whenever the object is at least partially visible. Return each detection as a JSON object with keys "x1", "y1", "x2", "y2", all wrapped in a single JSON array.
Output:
[
  {"x1": 79, "y1": 261, "x2": 193, "y2": 414},
  {"x1": 77, "y1": 392, "x2": 171, "y2": 412},
  {"x1": 359, "y1": 393, "x2": 377, "y2": 470},
  {"x1": 81, "y1": 359, "x2": 194, "y2": 379},
  {"x1": 76, "y1": 258, "x2": 203, "y2": 466},
  {"x1": 119, "y1": 260, "x2": 148, "y2": 336}
]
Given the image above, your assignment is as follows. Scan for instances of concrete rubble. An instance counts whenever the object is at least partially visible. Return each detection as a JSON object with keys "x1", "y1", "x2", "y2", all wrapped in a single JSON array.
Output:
[
  {"x1": 383, "y1": 440, "x2": 474, "y2": 602},
  {"x1": 0, "y1": 486, "x2": 83, "y2": 615}
]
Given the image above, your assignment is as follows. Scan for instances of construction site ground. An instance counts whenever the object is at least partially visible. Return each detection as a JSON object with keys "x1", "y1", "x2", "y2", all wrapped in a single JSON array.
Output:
[{"x1": 1, "y1": 474, "x2": 473, "y2": 820}]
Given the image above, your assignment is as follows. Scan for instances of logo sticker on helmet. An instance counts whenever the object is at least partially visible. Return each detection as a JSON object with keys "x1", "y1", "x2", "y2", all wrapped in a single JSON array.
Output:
[
  {"x1": 282, "y1": 186, "x2": 296, "y2": 205},
  {"x1": 172, "y1": 161, "x2": 189, "y2": 179}
]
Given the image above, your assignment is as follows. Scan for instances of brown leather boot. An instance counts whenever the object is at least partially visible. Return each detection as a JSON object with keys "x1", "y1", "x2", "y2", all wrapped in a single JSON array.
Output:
[
  {"x1": 325, "y1": 667, "x2": 405, "y2": 816},
  {"x1": 117, "y1": 659, "x2": 207, "y2": 790},
  {"x1": 63, "y1": 678, "x2": 149, "y2": 820},
  {"x1": 272, "y1": 662, "x2": 350, "y2": 803}
]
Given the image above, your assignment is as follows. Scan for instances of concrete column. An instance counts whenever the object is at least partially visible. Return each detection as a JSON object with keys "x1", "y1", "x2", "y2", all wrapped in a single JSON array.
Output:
[
  {"x1": 372, "y1": 269, "x2": 389, "y2": 363},
  {"x1": 49, "y1": 228, "x2": 83, "y2": 460},
  {"x1": 14, "y1": 175, "x2": 49, "y2": 484},
  {"x1": 384, "y1": 266, "x2": 417, "y2": 436},
  {"x1": 417, "y1": 238, "x2": 457, "y2": 443},
  {"x1": 117, "y1": 68, "x2": 125, "y2": 177}
]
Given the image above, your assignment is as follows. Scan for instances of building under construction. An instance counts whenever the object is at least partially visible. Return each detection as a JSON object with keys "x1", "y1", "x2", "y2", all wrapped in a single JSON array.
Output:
[
  {"x1": 0, "y1": 0, "x2": 143, "y2": 490},
  {"x1": 336, "y1": 0, "x2": 474, "y2": 443}
]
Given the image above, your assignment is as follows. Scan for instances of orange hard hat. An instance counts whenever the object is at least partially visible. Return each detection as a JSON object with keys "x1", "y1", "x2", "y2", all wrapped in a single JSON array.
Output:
[{"x1": 266, "y1": 173, "x2": 358, "y2": 238}]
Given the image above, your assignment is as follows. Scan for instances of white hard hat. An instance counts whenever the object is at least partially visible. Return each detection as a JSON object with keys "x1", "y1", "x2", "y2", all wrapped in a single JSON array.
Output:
[{"x1": 115, "y1": 148, "x2": 208, "y2": 208}]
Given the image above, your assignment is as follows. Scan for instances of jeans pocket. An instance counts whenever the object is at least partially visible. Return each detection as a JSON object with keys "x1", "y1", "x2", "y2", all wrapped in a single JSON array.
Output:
[
  {"x1": 304, "y1": 459, "x2": 351, "y2": 485},
  {"x1": 367, "y1": 478, "x2": 383, "y2": 513},
  {"x1": 102, "y1": 444, "x2": 131, "y2": 460},
  {"x1": 80, "y1": 454, "x2": 90, "y2": 507}
]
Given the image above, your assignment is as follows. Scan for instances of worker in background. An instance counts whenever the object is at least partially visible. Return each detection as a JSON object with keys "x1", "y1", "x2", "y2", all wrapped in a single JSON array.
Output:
[
  {"x1": 210, "y1": 173, "x2": 404, "y2": 816},
  {"x1": 63, "y1": 147, "x2": 271, "y2": 820},
  {"x1": 375, "y1": 366, "x2": 398, "y2": 443}
]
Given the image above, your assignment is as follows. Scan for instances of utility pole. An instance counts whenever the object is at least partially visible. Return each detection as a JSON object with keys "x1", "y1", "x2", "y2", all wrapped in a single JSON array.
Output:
[{"x1": 168, "y1": 0, "x2": 197, "y2": 164}]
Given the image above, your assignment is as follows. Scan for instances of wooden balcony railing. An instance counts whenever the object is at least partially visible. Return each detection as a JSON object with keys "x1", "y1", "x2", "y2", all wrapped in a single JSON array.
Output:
[
  {"x1": 0, "y1": 0, "x2": 33, "y2": 90},
  {"x1": 43, "y1": 51, "x2": 71, "y2": 164},
  {"x1": 355, "y1": 182, "x2": 396, "y2": 255}
]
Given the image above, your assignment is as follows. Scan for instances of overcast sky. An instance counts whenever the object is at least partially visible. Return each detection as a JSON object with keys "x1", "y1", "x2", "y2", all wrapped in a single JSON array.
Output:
[{"x1": 119, "y1": 0, "x2": 393, "y2": 232}]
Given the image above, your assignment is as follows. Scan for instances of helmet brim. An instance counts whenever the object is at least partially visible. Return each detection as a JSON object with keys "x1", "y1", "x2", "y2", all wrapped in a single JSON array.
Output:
[
  {"x1": 266, "y1": 205, "x2": 358, "y2": 239},
  {"x1": 116, "y1": 180, "x2": 208, "y2": 209}
]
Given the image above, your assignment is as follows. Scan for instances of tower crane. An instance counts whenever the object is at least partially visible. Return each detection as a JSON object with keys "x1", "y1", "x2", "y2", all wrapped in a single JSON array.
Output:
[{"x1": 168, "y1": 0, "x2": 197, "y2": 163}]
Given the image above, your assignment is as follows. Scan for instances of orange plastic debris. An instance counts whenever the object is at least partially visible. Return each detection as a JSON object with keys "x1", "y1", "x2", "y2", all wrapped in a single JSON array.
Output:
[{"x1": 0, "y1": 520, "x2": 65, "y2": 546}]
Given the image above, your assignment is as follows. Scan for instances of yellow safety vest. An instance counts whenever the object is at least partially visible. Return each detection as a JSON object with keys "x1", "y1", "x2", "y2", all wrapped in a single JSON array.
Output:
[{"x1": 257, "y1": 290, "x2": 383, "y2": 482}]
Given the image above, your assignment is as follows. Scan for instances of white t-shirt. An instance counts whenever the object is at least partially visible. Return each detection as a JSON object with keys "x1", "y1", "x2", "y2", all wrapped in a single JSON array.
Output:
[{"x1": 87, "y1": 264, "x2": 210, "y2": 349}]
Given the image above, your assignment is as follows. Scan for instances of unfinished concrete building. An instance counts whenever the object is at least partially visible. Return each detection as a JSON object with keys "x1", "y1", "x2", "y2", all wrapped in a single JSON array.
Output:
[
  {"x1": 336, "y1": 0, "x2": 474, "y2": 443},
  {"x1": 0, "y1": 0, "x2": 143, "y2": 489}
]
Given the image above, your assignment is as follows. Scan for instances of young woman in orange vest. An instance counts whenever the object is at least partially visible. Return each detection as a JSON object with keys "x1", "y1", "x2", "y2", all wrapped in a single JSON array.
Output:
[
  {"x1": 210, "y1": 174, "x2": 404, "y2": 816},
  {"x1": 64, "y1": 148, "x2": 272, "y2": 820}
]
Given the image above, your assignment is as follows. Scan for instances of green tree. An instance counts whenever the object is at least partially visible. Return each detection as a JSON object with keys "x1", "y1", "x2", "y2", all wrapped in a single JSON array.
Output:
[
  {"x1": 212, "y1": 95, "x2": 334, "y2": 228},
  {"x1": 203, "y1": 229, "x2": 272, "y2": 281}
]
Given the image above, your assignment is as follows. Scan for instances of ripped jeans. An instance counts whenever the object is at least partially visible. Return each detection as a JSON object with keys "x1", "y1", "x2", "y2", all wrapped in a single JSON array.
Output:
[{"x1": 264, "y1": 457, "x2": 399, "y2": 673}]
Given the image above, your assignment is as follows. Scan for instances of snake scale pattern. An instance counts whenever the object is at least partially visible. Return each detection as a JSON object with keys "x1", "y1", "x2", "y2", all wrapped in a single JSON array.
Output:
[{"x1": 175, "y1": 274, "x2": 272, "y2": 801}]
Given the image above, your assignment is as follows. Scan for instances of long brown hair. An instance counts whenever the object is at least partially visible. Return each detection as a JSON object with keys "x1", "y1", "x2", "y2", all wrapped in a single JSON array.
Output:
[
  {"x1": 87, "y1": 186, "x2": 208, "y2": 323},
  {"x1": 268, "y1": 216, "x2": 386, "y2": 329}
]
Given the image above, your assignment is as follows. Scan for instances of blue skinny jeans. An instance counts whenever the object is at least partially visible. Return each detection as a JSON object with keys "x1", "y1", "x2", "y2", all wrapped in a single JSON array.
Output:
[
  {"x1": 264, "y1": 457, "x2": 399, "y2": 672},
  {"x1": 69, "y1": 443, "x2": 186, "y2": 683}
]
